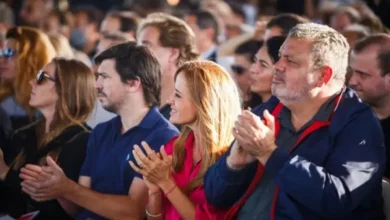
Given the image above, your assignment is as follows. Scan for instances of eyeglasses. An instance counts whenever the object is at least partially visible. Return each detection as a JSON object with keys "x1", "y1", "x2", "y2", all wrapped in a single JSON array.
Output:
[
  {"x1": 36, "y1": 70, "x2": 56, "y2": 85},
  {"x1": 231, "y1": 65, "x2": 247, "y2": 75},
  {"x1": 0, "y1": 48, "x2": 16, "y2": 60}
]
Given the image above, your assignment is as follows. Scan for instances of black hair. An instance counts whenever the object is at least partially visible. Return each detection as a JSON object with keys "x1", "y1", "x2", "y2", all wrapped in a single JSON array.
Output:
[
  {"x1": 234, "y1": 40, "x2": 263, "y2": 62},
  {"x1": 266, "y1": 13, "x2": 308, "y2": 36},
  {"x1": 94, "y1": 41, "x2": 162, "y2": 106},
  {"x1": 266, "y1": 36, "x2": 287, "y2": 63}
]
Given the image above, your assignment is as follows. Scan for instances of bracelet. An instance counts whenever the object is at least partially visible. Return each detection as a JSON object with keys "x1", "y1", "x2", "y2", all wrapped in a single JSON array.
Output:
[
  {"x1": 164, "y1": 184, "x2": 177, "y2": 196},
  {"x1": 145, "y1": 208, "x2": 162, "y2": 218}
]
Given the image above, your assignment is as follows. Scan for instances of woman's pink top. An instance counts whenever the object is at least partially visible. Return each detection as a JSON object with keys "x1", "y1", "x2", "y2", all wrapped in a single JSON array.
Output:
[{"x1": 162, "y1": 132, "x2": 227, "y2": 220}]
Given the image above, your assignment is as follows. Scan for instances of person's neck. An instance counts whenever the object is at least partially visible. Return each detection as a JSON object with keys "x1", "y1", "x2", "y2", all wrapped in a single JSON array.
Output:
[
  {"x1": 41, "y1": 107, "x2": 56, "y2": 134},
  {"x1": 188, "y1": 125, "x2": 202, "y2": 164},
  {"x1": 160, "y1": 68, "x2": 176, "y2": 108},
  {"x1": 372, "y1": 97, "x2": 390, "y2": 120},
  {"x1": 260, "y1": 92, "x2": 272, "y2": 103},
  {"x1": 118, "y1": 101, "x2": 150, "y2": 134},
  {"x1": 199, "y1": 41, "x2": 215, "y2": 56},
  {"x1": 284, "y1": 87, "x2": 340, "y2": 131}
]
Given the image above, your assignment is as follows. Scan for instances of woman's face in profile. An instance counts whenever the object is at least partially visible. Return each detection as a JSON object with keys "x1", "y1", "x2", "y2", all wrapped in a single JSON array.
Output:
[
  {"x1": 0, "y1": 39, "x2": 18, "y2": 81},
  {"x1": 168, "y1": 72, "x2": 197, "y2": 126},
  {"x1": 29, "y1": 62, "x2": 58, "y2": 110},
  {"x1": 249, "y1": 46, "x2": 274, "y2": 96}
]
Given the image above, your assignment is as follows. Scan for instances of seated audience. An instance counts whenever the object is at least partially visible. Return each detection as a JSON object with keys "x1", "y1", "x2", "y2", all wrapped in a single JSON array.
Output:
[{"x1": 19, "y1": 42, "x2": 179, "y2": 220}]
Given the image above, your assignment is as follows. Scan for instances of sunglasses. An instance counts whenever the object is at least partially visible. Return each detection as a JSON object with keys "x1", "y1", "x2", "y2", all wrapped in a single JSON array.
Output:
[
  {"x1": 231, "y1": 65, "x2": 247, "y2": 75},
  {"x1": 0, "y1": 48, "x2": 16, "y2": 59},
  {"x1": 36, "y1": 70, "x2": 56, "y2": 85}
]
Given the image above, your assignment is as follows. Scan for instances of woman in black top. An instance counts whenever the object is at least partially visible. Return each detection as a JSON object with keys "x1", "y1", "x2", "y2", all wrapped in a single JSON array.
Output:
[{"x1": 0, "y1": 58, "x2": 97, "y2": 219}]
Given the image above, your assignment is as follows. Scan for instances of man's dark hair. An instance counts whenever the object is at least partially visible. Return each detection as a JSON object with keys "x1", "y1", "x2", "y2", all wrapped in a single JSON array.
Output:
[
  {"x1": 94, "y1": 42, "x2": 161, "y2": 106},
  {"x1": 353, "y1": 34, "x2": 390, "y2": 76},
  {"x1": 106, "y1": 11, "x2": 139, "y2": 33},
  {"x1": 191, "y1": 10, "x2": 219, "y2": 43},
  {"x1": 266, "y1": 36, "x2": 287, "y2": 63},
  {"x1": 101, "y1": 31, "x2": 131, "y2": 42},
  {"x1": 72, "y1": 5, "x2": 104, "y2": 26},
  {"x1": 266, "y1": 13, "x2": 309, "y2": 35},
  {"x1": 234, "y1": 40, "x2": 263, "y2": 62}
]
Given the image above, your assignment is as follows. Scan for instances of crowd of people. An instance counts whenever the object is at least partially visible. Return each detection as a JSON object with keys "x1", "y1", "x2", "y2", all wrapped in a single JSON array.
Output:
[{"x1": 0, "y1": 0, "x2": 389, "y2": 219}]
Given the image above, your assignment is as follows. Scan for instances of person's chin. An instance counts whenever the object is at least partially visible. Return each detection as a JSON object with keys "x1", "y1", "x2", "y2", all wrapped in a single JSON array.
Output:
[{"x1": 169, "y1": 116, "x2": 181, "y2": 125}]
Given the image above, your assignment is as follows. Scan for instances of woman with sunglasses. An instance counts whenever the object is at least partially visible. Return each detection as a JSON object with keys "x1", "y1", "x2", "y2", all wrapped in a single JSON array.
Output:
[
  {"x1": 232, "y1": 40, "x2": 263, "y2": 109},
  {"x1": 129, "y1": 61, "x2": 242, "y2": 220},
  {"x1": 0, "y1": 27, "x2": 56, "y2": 131},
  {"x1": 0, "y1": 58, "x2": 96, "y2": 219},
  {"x1": 249, "y1": 36, "x2": 287, "y2": 104}
]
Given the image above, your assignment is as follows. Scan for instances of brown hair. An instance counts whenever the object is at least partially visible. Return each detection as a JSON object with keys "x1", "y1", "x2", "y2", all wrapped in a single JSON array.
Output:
[
  {"x1": 0, "y1": 27, "x2": 56, "y2": 116},
  {"x1": 13, "y1": 58, "x2": 96, "y2": 169},
  {"x1": 137, "y1": 12, "x2": 199, "y2": 66},
  {"x1": 172, "y1": 61, "x2": 242, "y2": 193},
  {"x1": 353, "y1": 34, "x2": 390, "y2": 76}
]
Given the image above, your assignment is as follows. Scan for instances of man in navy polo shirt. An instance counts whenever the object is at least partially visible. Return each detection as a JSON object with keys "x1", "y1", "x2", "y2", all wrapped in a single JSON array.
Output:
[{"x1": 19, "y1": 42, "x2": 179, "y2": 219}]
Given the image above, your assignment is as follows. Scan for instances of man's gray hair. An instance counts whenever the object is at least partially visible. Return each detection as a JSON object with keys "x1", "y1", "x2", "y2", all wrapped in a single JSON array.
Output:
[{"x1": 288, "y1": 23, "x2": 350, "y2": 84}]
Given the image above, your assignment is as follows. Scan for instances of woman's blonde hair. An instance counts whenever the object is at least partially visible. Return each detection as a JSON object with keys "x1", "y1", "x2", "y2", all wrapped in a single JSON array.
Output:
[
  {"x1": 13, "y1": 58, "x2": 96, "y2": 169},
  {"x1": 0, "y1": 27, "x2": 56, "y2": 116},
  {"x1": 48, "y1": 33, "x2": 74, "y2": 59},
  {"x1": 172, "y1": 61, "x2": 242, "y2": 193}
]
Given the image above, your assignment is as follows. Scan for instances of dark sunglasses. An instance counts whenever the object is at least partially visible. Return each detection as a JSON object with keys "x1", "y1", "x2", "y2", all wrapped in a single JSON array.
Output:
[
  {"x1": 36, "y1": 70, "x2": 56, "y2": 85},
  {"x1": 0, "y1": 48, "x2": 16, "y2": 59},
  {"x1": 231, "y1": 65, "x2": 247, "y2": 75}
]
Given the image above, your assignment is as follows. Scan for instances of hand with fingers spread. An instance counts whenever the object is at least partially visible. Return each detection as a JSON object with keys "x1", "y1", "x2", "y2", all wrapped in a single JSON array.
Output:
[
  {"x1": 0, "y1": 148, "x2": 9, "y2": 180},
  {"x1": 20, "y1": 156, "x2": 72, "y2": 202},
  {"x1": 233, "y1": 109, "x2": 277, "y2": 165},
  {"x1": 129, "y1": 142, "x2": 175, "y2": 193}
]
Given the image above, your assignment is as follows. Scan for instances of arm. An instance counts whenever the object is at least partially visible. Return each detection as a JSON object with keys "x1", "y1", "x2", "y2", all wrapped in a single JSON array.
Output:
[
  {"x1": 146, "y1": 191, "x2": 163, "y2": 220},
  {"x1": 60, "y1": 176, "x2": 146, "y2": 219},
  {"x1": 217, "y1": 21, "x2": 266, "y2": 57},
  {"x1": 55, "y1": 132, "x2": 89, "y2": 217},
  {"x1": 217, "y1": 32, "x2": 254, "y2": 57},
  {"x1": 56, "y1": 176, "x2": 90, "y2": 217},
  {"x1": 264, "y1": 111, "x2": 386, "y2": 217},
  {"x1": 159, "y1": 179, "x2": 196, "y2": 220},
  {"x1": 203, "y1": 141, "x2": 258, "y2": 209}
]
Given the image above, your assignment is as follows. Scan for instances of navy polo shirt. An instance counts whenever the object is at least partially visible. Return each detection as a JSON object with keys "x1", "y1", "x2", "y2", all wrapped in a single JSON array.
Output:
[{"x1": 76, "y1": 106, "x2": 179, "y2": 220}]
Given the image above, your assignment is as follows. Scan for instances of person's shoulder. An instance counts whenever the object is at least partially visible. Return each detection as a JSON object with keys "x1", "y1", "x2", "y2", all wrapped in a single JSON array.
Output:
[
  {"x1": 153, "y1": 110, "x2": 180, "y2": 134},
  {"x1": 329, "y1": 88, "x2": 382, "y2": 140},
  {"x1": 332, "y1": 88, "x2": 374, "y2": 128}
]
